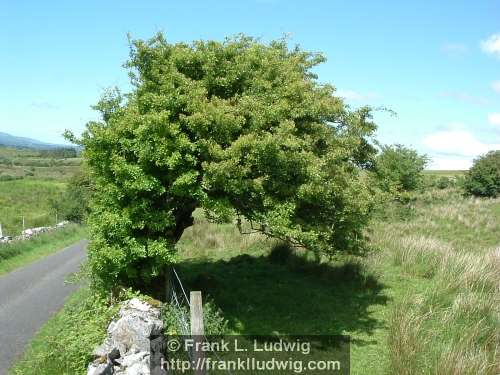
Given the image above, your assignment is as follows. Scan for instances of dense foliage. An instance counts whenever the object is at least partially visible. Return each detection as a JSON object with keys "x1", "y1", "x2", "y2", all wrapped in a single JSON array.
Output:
[
  {"x1": 463, "y1": 150, "x2": 500, "y2": 197},
  {"x1": 72, "y1": 34, "x2": 378, "y2": 291},
  {"x1": 374, "y1": 144, "x2": 428, "y2": 193},
  {"x1": 50, "y1": 171, "x2": 91, "y2": 223}
]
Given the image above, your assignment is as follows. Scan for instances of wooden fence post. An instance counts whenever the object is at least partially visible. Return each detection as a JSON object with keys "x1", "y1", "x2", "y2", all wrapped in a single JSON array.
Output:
[{"x1": 190, "y1": 291, "x2": 206, "y2": 374}]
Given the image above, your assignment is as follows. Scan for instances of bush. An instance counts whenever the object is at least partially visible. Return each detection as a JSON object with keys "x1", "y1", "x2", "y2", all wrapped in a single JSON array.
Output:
[
  {"x1": 268, "y1": 242, "x2": 294, "y2": 265},
  {"x1": 463, "y1": 150, "x2": 500, "y2": 197},
  {"x1": 436, "y1": 176, "x2": 453, "y2": 189},
  {"x1": 374, "y1": 144, "x2": 429, "y2": 193},
  {"x1": 50, "y1": 171, "x2": 91, "y2": 223}
]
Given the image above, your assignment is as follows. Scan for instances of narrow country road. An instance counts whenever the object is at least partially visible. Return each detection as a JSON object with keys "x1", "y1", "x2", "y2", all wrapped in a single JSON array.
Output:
[{"x1": 0, "y1": 240, "x2": 87, "y2": 374}]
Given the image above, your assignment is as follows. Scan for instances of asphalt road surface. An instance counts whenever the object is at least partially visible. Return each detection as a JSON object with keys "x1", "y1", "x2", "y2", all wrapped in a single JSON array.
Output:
[{"x1": 0, "y1": 240, "x2": 87, "y2": 374}]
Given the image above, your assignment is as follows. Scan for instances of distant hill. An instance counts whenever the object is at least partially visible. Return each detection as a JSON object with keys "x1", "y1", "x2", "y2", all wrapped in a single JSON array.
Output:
[{"x1": 0, "y1": 132, "x2": 70, "y2": 149}]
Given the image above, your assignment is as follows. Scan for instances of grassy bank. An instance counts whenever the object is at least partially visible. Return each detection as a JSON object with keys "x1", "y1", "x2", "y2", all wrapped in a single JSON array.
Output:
[
  {"x1": 0, "y1": 225, "x2": 87, "y2": 275},
  {"x1": 10, "y1": 287, "x2": 119, "y2": 375}
]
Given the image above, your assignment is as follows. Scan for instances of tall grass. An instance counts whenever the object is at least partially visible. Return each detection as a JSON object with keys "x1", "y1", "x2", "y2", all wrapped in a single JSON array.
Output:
[{"x1": 374, "y1": 191, "x2": 500, "y2": 374}]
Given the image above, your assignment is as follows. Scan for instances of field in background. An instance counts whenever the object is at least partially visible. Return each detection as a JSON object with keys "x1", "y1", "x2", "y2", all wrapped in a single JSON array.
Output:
[
  {"x1": 0, "y1": 179, "x2": 66, "y2": 236},
  {"x1": 423, "y1": 169, "x2": 466, "y2": 177},
  {"x1": 9, "y1": 169, "x2": 499, "y2": 374},
  {"x1": 173, "y1": 186, "x2": 499, "y2": 374},
  {"x1": 0, "y1": 146, "x2": 81, "y2": 181},
  {"x1": 0, "y1": 146, "x2": 82, "y2": 236}
]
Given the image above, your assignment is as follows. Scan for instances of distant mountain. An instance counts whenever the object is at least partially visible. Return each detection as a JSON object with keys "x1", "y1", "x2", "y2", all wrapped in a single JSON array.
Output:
[{"x1": 0, "y1": 132, "x2": 70, "y2": 149}]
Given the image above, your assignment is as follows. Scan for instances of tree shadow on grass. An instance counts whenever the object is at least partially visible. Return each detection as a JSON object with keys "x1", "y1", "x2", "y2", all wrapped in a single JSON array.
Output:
[{"x1": 176, "y1": 250, "x2": 388, "y2": 346}]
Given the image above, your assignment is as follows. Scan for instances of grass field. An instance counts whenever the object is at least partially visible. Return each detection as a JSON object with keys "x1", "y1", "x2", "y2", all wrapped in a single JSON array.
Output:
[
  {"x1": 0, "y1": 146, "x2": 81, "y2": 181},
  {"x1": 173, "y1": 187, "x2": 499, "y2": 374},
  {"x1": 0, "y1": 146, "x2": 82, "y2": 235},
  {"x1": 12, "y1": 184, "x2": 499, "y2": 374},
  {"x1": 0, "y1": 179, "x2": 67, "y2": 236},
  {"x1": 423, "y1": 170, "x2": 467, "y2": 176}
]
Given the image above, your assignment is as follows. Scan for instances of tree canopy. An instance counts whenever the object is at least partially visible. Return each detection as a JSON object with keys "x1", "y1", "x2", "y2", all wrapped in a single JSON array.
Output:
[{"x1": 71, "y1": 34, "x2": 378, "y2": 291}]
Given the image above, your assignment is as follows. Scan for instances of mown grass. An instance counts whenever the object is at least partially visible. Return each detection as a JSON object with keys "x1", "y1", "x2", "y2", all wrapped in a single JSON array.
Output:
[
  {"x1": 0, "y1": 225, "x2": 87, "y2": 275},
  {"x1": 10, "y1": 187, "x2": 499, "y2": 374}
]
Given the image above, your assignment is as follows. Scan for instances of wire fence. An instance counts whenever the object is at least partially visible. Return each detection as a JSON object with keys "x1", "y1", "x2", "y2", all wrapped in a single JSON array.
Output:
[{"x1": 168, "y1": 266, "x2": 234, "y2": 374}]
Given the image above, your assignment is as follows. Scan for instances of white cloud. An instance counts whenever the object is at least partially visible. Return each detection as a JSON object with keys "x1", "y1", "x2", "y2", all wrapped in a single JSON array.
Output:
[
  {"x1": 480, "y1": 33, "x2": 500, "y2": 58},
  {"x1": 423, "y1": 130, "x2": 500, "y2": 157},
  {"x1": 491, "y1": 81, "x2": 500, "y2": 93},
  {"x1": 336, "y1": 90, "x2": 379, "y2": 101},
  {"x1": 488, "y1": 113, "x2": 500, "y2": 127},
  {"x1": 441, "y1": 43, "x2": 468, "y2": 54},
  {"x1": 428, "y1": 157, "x2": 473, "y2": 171}
]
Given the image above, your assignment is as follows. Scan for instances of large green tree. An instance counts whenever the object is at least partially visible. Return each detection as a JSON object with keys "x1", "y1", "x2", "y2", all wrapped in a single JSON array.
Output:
[{"x1": 70, "y1": 34, "x2": 378, "y2": 291}]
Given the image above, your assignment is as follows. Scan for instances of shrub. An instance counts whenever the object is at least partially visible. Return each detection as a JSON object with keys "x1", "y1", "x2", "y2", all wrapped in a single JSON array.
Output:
[
  {"x1": 374, "y1": 144, "x2": 429, "y2": 193},
  {"x1": 268, "y1": 242, "x2": 294, "y2": 265},
  {"x1": 436, "y1": 176, "x2": 453, "y2": 189},
  {"x1": 463, "y1": 150, "x2": 500, "y2": 197},
  {"x1": 50, "y1": 171, "x2": 91, "y2": 223}
]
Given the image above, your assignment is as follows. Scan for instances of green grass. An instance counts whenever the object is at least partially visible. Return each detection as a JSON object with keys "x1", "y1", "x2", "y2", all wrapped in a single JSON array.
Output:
[
  {"x1": 10, "y1": 287, "x2": 120, "y2": 375},
  {"x1": 10, "y1": 188, "x2": 499, "y2": 374},
  {"x1": 0, "y1": 179, "x2": 68, "y2": 235},
  {"x1": 0, "y1": 146, "x2": 81, "y2": 181},
  {"x1": 173, "y1": 191, "x2": 499, "y2": 374},
  {"x1": 0, "y1": 225, "x2": 87, "y2": 275},
  {"x1": 423, "y1": 170, "x2": 466, "y2": 177},
  {"x1": 370, "y1": 191, "x2": 499, "y2": 374},
  {"x1": 0, "y1": 147, "x2": 83, "y2": 236},
  {"x1": 174, "y1": 214, "x2": 393, "y2": 374}
]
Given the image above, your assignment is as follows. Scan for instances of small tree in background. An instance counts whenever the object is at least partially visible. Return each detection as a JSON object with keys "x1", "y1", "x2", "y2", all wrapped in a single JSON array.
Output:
[
  {"x1": 68, "y1": 34, "x2": 378, "y2": 293},
  {"x1": 374, "y1": 144, "x2": 428, "y2": 193},
  {"x1": 463, "y1": 150, "x2": 500, "y2": 197}
]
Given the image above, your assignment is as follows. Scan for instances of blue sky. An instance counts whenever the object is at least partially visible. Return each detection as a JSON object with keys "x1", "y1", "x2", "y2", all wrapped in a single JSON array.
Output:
[{"x1": 1, "y1": 0, "x2": 499, "y2": 169}]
